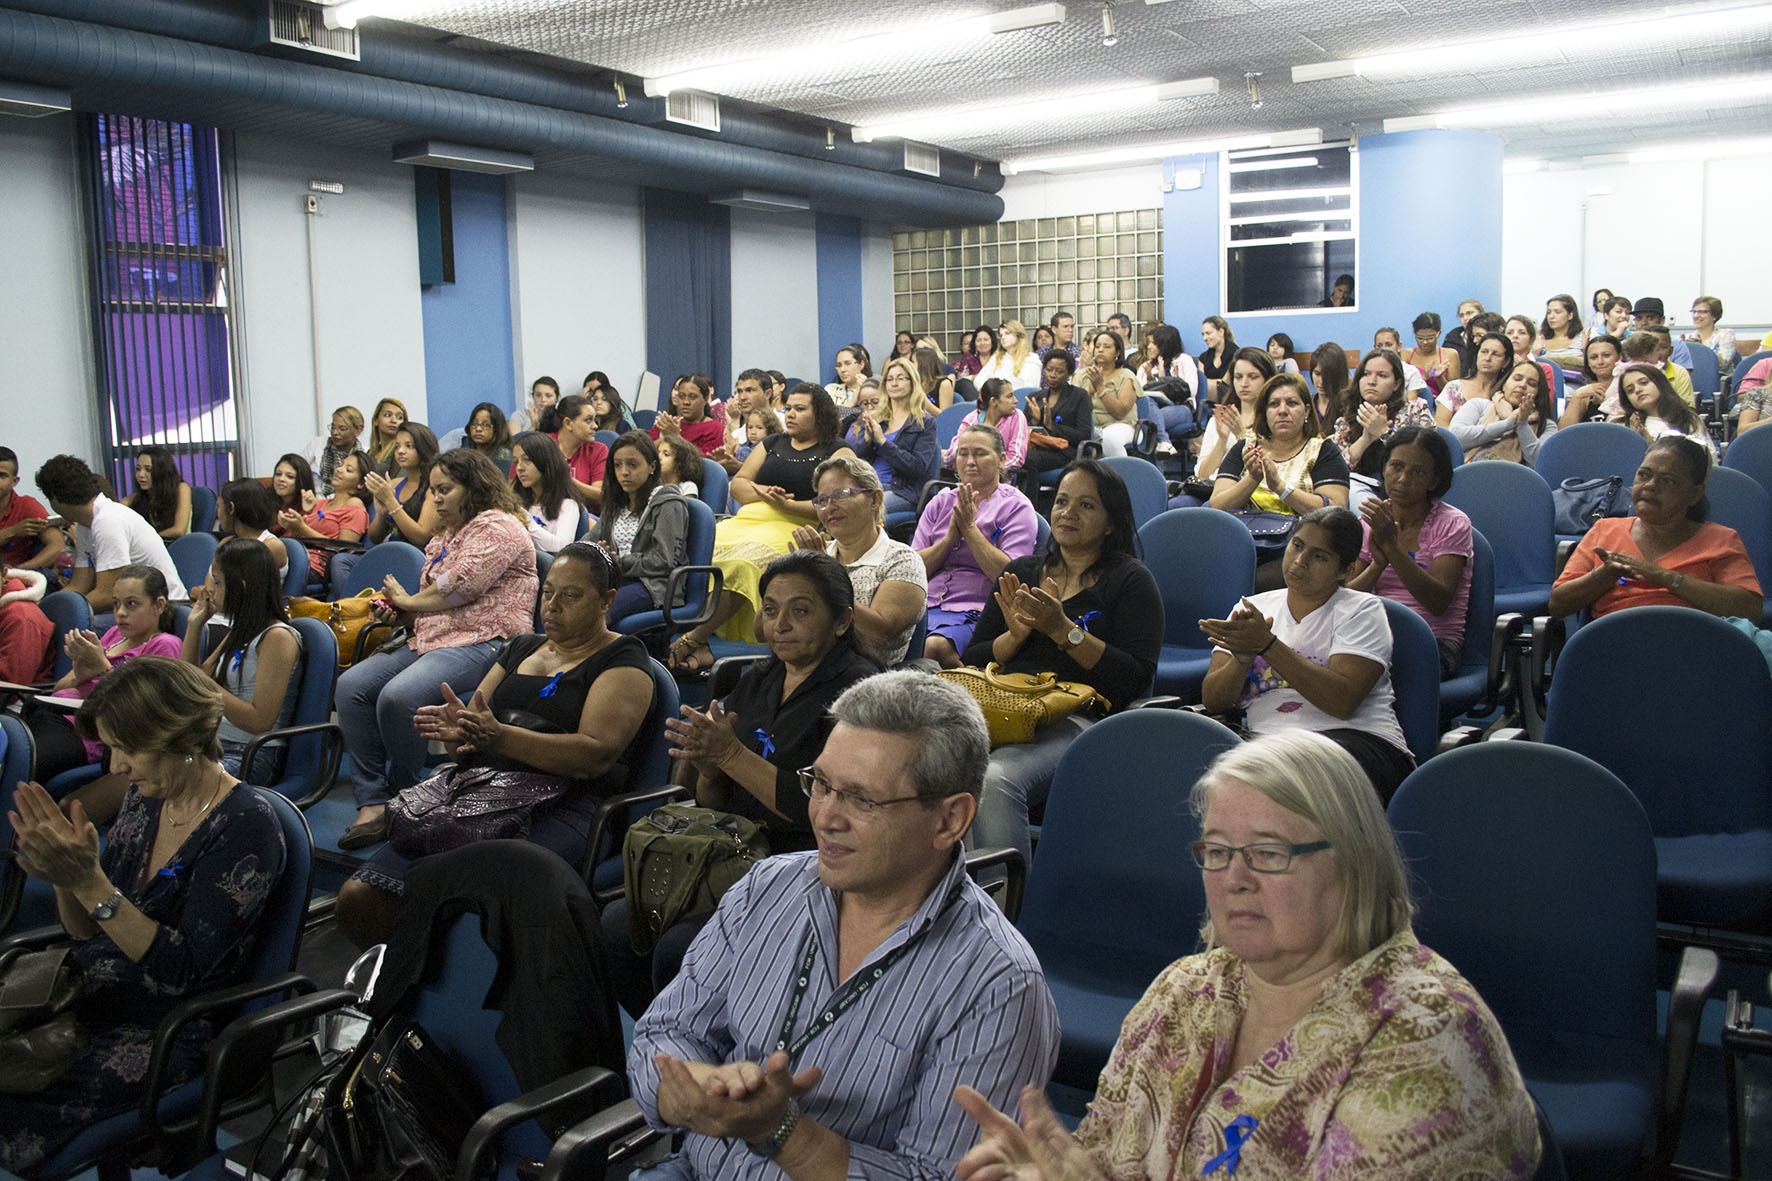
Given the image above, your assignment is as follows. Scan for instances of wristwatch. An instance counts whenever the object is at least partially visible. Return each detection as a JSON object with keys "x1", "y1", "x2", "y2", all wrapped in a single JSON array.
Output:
[
  {"x1": 749, "y1": 1098, "x2": 801, "y2": 1158},
  {"x1": 89, "y1": 887, "x2": 124, "y2": 922},
  {"x1": 1064, "y1": 623, "x2": 1087, "y2": 650}
]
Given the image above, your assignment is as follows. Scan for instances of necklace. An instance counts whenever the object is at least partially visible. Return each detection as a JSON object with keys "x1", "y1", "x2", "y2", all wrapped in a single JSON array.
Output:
[{"x1": 162, "y1": 767, "x2": 227, "y2": 830}]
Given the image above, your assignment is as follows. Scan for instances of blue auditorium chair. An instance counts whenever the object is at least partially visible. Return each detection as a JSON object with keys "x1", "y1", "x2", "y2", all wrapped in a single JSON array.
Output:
[{"x1": 1137, "y1": 507, "x2": 1254, "y2": 703}]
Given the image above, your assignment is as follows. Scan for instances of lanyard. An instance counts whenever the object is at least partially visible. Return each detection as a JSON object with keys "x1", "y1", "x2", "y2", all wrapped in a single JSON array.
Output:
[{"x1": 774, "y1": 935, "x2": 916, "y2": 1063}]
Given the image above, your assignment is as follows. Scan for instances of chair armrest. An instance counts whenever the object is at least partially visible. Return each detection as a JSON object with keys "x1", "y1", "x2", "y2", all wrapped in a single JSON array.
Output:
[
  {"x1": 581, "y1": 783, "x2": 696, "y2": 901},
  {"x1": 661, "y1": 565, "x2": 724, "y2": 631},
  {"x1": 540, "y1": 1098, "x2": 661, "y2": 1181},
  {"x1": 1526, "y1": 615, "x2": 1564, "y2": 736},
  {"x1": 455, "y1": 1065, "x2": 628, "y2": 1181},
  {"x1": 191, "y1": 986, "x2": 360, "y2": 1157},
  {"x1": 1130, "y1": 420, "x2": 1159, "y2": 458},
  {"x1": 0, "y1": 924, "x2": 66, "y2": 953},
  {"x1": 241, "y1": 721, "x2": 346, "y2": 808},
  {"x1": 1435, "y1": 726, "x2": 1487, "y2": 754},
  {"x1": 963, "y1": 847, "x2": 1027, "y2": 923},
  {"x1": 1127, "y1": 695, "x2": 1185, "y2": 710},
  {"x1": 143, "y1": 970, "x2": 319, "y2": 1140},
  {"x1": 1553, "y1": 539, "x2": 1578, "y2": 577},
  {"x1": 1078, "y1": 439, "x2": 1103, "y2": 459},
  {"x1": 1483, "y1": 727, "x2": 1531, "y2": 741},
  {"x1": 353, "y1": 622, "x2": 399, "y2": 665},
  {"x1": 1467, "y1": 613, "x2": 1527, "y2": 719},
  {"x1": 1650, "y1": 946, "x2": 1720, "y2": 1173}
]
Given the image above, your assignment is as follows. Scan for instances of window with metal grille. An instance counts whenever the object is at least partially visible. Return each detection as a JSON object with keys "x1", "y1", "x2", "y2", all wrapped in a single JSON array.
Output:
[{"x1": 81, "y1": 113, "x2": 238, "y2": 499}]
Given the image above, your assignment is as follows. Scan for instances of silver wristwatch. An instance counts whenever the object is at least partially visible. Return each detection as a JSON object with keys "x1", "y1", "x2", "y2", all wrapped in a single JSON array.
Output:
[
  {"x1": 1064, "y1": 623, "x2": 1086, "y2": 650},
  {"x1": 89, "y1": 887, "x2": 124, "y2": 922},
  {"x1": 749, "y1": 1098, "x2": 801, "y2": 1158}
]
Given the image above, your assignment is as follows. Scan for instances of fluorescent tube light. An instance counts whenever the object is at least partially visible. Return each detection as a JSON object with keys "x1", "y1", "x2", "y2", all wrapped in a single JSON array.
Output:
[
  {"x1": 1383, "y1": 74, "x2": 1772, "y2": 133},
  {"x1": 1227, "y1": 211, "x2": 1353, "y2": 226},
  {"x1": 1628, "y1": 135, "x2": 1772, "y2": 163},
  {"x1": 852, "y1": 77, "x2": 1218, "y2": 143},
  {"x1": 1227, "y1": 185, "x2": 1351, "y2": 203},
  {"x1": 1294, "y1": 3, "x2": 1772, "y2": 83},
  {"x1": 645, "y1": 4, "x2": 1065, "y2": 97},
  {"x1": 0, "y1": 80, "x2": 71, "y2": 117},
  {"x1": 1227, "y1": 156, "x2": 1320, "y2": 173},
  {"x1": 1003, "y1": 127, "x2": 1321, "y2": 174},
  {"x1": 1503, "y1": 158, "x2": 1545, "y2": 174},
  {"x1": 323, "y1": 0, "x2": 430, "y2": 30},
  {"x1": 392, "y1": 141, "x2": 535, "y2": 175}
]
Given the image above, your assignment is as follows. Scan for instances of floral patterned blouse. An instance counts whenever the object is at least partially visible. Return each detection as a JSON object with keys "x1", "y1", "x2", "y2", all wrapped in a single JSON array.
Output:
[
  {"x1": 413, "y1": 508, "x2": 538, "y2": 654},
  {"x1": 1076, "y1": 931, "x2": 1540, "y2": 1179}
]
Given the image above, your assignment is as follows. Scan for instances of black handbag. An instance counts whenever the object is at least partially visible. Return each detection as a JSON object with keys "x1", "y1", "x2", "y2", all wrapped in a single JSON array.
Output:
[
  {"x1": 322, "y1": 1017, "x2": 483, "y2": 1181},
  {"x1": 0, "y1": 944, "x2": 90, "y2": 1094}
]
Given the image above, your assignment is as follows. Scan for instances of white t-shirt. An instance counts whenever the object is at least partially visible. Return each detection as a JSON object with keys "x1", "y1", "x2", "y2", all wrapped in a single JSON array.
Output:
[
  {"x1": 824, "y1": 529, "x2": 927, "y2": 664},
  {"x1": 1221, "y1": 586, "x2": 1408, "y2": 755},
  {"x1": 75, "y1": 495, "x2": 188, "y2": 600},
  {"x1": 978, "y1": 352, "x2": 1044, "y2": 390}
]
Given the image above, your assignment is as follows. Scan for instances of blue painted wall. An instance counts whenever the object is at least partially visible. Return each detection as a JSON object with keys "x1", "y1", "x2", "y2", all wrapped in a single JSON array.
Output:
[
  {"x1": 419, "y1": 170, "x2": 514, "y2": 435},
  {"x1": 1164, "y1": 130, "x2": 1503, "y2": 358},
  {"x1": 815, "y1": 214, "x2": 865, "y2": 385}
]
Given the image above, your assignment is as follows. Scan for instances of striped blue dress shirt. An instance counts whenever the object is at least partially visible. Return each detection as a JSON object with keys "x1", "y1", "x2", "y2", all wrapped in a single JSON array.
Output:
[{"x1": 630, "y1": 850, "x2": 1060, "y2": 1179}]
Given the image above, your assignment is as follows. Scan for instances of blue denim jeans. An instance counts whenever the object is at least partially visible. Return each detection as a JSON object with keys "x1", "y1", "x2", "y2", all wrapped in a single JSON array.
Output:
[
  {"x1": 968, "y1": 714, "x2": 1095, "y2": 864},
  {"x1": 336, "y1": 639, "x2": 503, "y2": 808}
]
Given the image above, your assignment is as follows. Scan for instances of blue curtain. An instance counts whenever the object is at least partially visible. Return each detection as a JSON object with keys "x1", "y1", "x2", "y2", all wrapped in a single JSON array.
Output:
[{"x1": 644, "y1": 189, "x2": 731, "y2": 406}]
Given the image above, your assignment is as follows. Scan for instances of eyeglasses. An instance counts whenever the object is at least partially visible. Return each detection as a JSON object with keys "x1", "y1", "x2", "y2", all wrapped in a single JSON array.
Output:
[
  {"x1": 811, "y1": 487, "x2": 870, "y2": 509},
  {"x1": 797, "y1": 766, "x2": 928, "y2": 817},
  {"x1": 1190, "y1": 839, "x2": 1331, "y2": 874}
]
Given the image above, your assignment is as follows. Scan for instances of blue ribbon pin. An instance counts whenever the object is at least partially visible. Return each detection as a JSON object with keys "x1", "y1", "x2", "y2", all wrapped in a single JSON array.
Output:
[
  {"x1": 1201, "y1": 1114, "x2": 1258, "y2": 1176},
  {"x1": 538, "y1": 671, "x2": 565, "y2": 699},
  {"x1": 754, "y1": 728, "x2": 776, "y2": 759},
  {"x1": 428, "y1": 543, "x2": 447, "y2": 571},
  {"x1": 1074, "y1": 610, "x2": 1102, "y2": 632}
]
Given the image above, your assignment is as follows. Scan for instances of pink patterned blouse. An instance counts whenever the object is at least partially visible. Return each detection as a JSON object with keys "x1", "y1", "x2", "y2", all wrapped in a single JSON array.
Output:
[{"x1": 412, "y1": 509, "x2": 537, "y2": 654}]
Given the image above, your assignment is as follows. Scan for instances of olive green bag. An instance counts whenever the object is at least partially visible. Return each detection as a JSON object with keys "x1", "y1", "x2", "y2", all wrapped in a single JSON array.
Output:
[{"x1": 621, "y1": 804, "x2": 769, "y2": 956}]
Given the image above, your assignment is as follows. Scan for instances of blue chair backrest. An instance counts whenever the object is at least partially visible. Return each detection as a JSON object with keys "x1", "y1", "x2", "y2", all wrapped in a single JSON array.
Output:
[
  {"x1": 1034, "y1": 512, "x2": 1051, "y2": 552},
  {"x1": 1539, "y1": 359, "x2": 1567, "y2": 405},
  {"x1": 190, "y1": 485, "x2": 218, "y2": 534},
  {"x1": 340, "y1": 540, "x2": 425, "y2": 598},
  {"x1": 1705, "y1": 467, "x2": 1772, "y2": 607},
  {"x1": 631, "y1": 657, "x2": 681, "y2": 793},
  {"x1": 1380, "y1": 597, "x2": 1441, "y2": 766},
  {"x1": 698, "y1": 457, "x2": 730, "y2": 516},
  {"x1": 1686, "y1": 342, "x2": 1719, "y2": 399},
  {"x1": 1723, "y1": 420, "x2": 1772, "y2": 504},
  {"x1": 573, "y1": 503, "x2": 593, "y2": 541},
  {"x1": 0, "y1": 714, "x2": 34, "y2": 928},
  {"x1": 594, "y1": 429, "x2": 619, "y2": 448},
  {"x1": 1012, "y1": 387, "x2": 1037, "y2": 409},
  {"x1": 1534, "y1": 421, "x2": 1648, "y2": 489},
  {"x1": 278, "y1": 538, "x2": 310, "y2": 599},
  {"x1": 1020, "y1": 711, "x2": 1241, "y2": 985},
  {"x1": 247, "y1": 787, "x2": 315, "y2": 995},
  {"x1": 168, "y1": 532, "x2": 219, "y2": 597},
  {"x1": 274, "y1": 618, "x2": 340, "y2": 804},
  {"x1": 1435, "y1": 425, "x2": 1465, "y2": 467},
  {"x1": 1543, "y1": 607, "x2": 1772, "y2": 834},
  {"x1": 935, "y1": 403, "x2": 973, "y2": 451},
  {"x1": 1442, "y1": 462, "x2": 1556, "y2": 593},
  {"x1": 1388, "y1": 743, "x2": 1656, "y2": 1057},
  {"x1": 900, "y1": 610, "x2": 928, "y2": 667},
  {"x1": 1099, "y1": 455, "x2": 1168, "y2": 533},
  {"x1": 632, "y1": 408, "x2": 657, "y2": 431},
  {"x1": 38, "y1": 590, "x2": 92, "y2": 679},
  {"x1": 1460, "y1": 529, "x2": 1497, "y2": 673},
  {"x1": 1137, "y1": 508, "x2": 1255, "y2": 652},
  {"x1": 532, "y1": 551, "x2": 555, "y2": 632}
]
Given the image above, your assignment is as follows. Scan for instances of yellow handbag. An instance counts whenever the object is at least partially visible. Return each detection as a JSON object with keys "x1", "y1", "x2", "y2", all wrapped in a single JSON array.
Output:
[
  {"x1": 936, "y1": 663, "x2": 1106, "y2": 747},
  {"x1": 287, "y1": 590, "x2": 384, "y2": 669}
]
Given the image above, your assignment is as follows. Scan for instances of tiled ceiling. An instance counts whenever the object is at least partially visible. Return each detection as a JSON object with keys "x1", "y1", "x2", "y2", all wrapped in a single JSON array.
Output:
[{"x1": 376, "y1": 0, "x2": 1772, "y2": 163}]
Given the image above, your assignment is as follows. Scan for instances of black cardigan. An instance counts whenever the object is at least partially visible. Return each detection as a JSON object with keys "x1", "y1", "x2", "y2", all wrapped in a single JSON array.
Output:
[
  {"x1": 963, "y1": 552, "x2": 1163, "y2": 710},
  {"x1": 1025, "y1": 383, "x2": 1094, "y2": 451}
]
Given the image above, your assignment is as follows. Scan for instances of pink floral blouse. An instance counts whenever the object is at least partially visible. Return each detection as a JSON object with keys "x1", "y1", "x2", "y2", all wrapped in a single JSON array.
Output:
[{"x1": 412, "y1": 509, "x2": 537, "y2": 653}]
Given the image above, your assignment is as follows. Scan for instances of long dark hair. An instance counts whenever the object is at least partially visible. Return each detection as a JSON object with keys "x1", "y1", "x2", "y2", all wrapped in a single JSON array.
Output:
[
  {"x1": 463, "y1": 403, "x2": 510, "y2": 456},
  {"x1": 785, "y1": 384, "x2": 843, "y2": 444},
  {"x1": 1352, "y1": 349, "x2": 1410, "y2": 423},
  {"x1": 431, "y1": 448, "x2": 525, "y2": 522},
  {"x1": 394, "y1": 423, "x2": 440, "y2": 499},
  {"x1": 601, "y1": 430, "x2": 660, "y2": 518},
  {"x1": 272, "y1": 453, "x2": 314, "y2": 513},
  {"x1": 129, "y1": 446, "x2": 184, "y2": 531},
  {"x1": 541, "y1": 393, "x2": 591, "y2": 436},
  {"x1": 757, "y1": 550, "x2": 877, "y2": 667},
  {"x1": 1044, "y1": 459, "x2": 1141, "y2": 578},
  {"x1": 511, "y1": 430, "x2": 576, "y2": 520},
  {"x1": 219, "y1": 478, "x2": 278, "y2": 533},
  {"x1": 115, "y1": 563, "x2": 176, "y2": 634},
  {"x1": 212, "y1": 537, "x2": 288, "y2": 683},
  {"x1": 591, "y1": 385, "x2": 628, "y2": 432}
]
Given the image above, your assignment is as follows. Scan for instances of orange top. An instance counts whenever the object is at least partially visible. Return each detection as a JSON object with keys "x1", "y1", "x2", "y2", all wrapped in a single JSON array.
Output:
[{"x1": 1557, "y1": 516, "x2": 1761, "y2": 616}]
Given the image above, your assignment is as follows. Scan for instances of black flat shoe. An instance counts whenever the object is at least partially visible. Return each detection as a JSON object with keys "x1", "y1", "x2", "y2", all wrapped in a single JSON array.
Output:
[{"x1": 337, "y1": 814, "x2": 388, "y2": 851}]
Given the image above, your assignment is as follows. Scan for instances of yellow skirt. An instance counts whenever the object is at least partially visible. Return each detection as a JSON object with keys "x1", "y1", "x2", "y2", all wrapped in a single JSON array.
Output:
[{"x1": 712, "y1": 501, "x2": 803, "y2": 642}]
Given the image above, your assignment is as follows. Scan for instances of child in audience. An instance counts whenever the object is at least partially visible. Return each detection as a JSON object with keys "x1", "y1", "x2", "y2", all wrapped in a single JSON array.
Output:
[
  {"x1": 655, "y1": 433, "x2": 702, "y2": 499},
  {"x1": 737, "y1": 408, "x2": 781, "y2": 463},
  {"x1": 0, "y1": 446, "x2": 65, "y2": 574}
]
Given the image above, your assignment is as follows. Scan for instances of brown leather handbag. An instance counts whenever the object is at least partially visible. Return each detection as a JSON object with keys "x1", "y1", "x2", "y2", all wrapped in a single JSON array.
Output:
[{"x1": 287, "y1": 590, "x2": 383, "y2": 669}]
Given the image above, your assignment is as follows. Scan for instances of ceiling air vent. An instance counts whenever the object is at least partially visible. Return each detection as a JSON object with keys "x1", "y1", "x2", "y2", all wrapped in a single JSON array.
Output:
[
  {"x1": 266, "y1": 1, "x2": 361, "y2": 62},
  {"x1": 903, "y1": 141, "x2": 941, "y2": 178},
  {"x1": 665, "y1": 91, "x2": 721, "y2": 133}
]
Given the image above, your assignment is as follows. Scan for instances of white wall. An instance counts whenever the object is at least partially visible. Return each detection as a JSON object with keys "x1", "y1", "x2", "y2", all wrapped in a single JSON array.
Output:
[
  {"x1": 1, "y1": 114, "x2": 101, "y2": 503},
  {"x1": 860, "y1": 219, "x2": 896, "y2": 359},
  {"x1": 1502, "y1": 153, "x2": 1772, "y2": 335},
  {"x1": 996, "y1": 163, "x2": 1165, "y2": 221},
  {"x1": 231, "y1": 134, "x2": 427, "y2": 474},
  {"x1": 729, "y1": 207, "x2": 820, "y2": 381},
  {"x1": 508, "y1": 173, "x2": 646, "y2": 404}
]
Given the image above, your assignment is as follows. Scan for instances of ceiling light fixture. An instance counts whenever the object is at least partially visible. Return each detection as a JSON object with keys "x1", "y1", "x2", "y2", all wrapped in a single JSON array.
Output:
[
  {"x1": 1382, "y1": 73, "x2": 1772, "y2": 133},
  {"x1": 1100, "y1": 3, "x2": 1119, "y2": 47},
  {"x1": 643, "y1": 3, "x2": 1067, "y2": 98},
  {"x1": 852, "y1": 76, "x2": 1218, "y2": 143},
  {"x1": 825, "y1": 126, "x2": 836, "y2": 150},
  {"x1": 1294, "y1": 2, "x2": 1772, "y2": 82},
  {"x1": 613, "y1": 79, "x2": 628, "y2": 109},
  {"x1": 1244, "y1": 72, "x2": 1262, "y2": 110},
  {"x1": 1627, "y1": 135, "x2": 1772, "y2": 164},
  {"x1": 1227, "y1": 156, "x2": 1320, "y2": 173},
  {"x1": 1002, "y1": 127, "x2": 1321, "y2": 174},
  {"x1": 322, "y1": 0, "x2": 430, "y2": 31}
]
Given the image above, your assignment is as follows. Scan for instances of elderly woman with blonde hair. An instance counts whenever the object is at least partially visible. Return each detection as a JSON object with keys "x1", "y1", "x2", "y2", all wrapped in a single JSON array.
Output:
[
  {"x1": 791, "y1": 455, "x2": 926, "y2": 664},
  {"x1": 956, "y1": 730, "x2": 1540, "y2": 1179}
]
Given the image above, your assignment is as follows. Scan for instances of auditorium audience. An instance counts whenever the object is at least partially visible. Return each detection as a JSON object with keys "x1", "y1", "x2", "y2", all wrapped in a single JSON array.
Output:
[
  {"x1": 1561, "y1": 333, "x2": 1624, "y2": 425},
  {"x1": 1435, "y1": 330, "x2": 1511, "y2": 425},
  {"x1": 825, "y1": 342, "x2": 872, "y2": 407},
  {"x1": 1346, "y1": 428, "x2": 1473, "y2": 678},
  {"x1": 966, "y1": 460, "x2": 1162, "y2": 864},
  {"x1": 300, "y1": 405, "x2": 363, "y2": 496},
  {"x1": 36, "y1": 454, "x2": 186, "y2": 608},
  {"x1": 278, "y1": 450, "x2": 369, "y2": 582},
  {"x1": 361, "y1": 422, "x2": 440, "y2": 547},
  {"x1": 844, "y1": 356, "x2": 939, "y2": 517},
  {"x1": 214, "y1": 478, "x2": 288, "y2": 584},
  {"x1": 1685, "y1": 295, "x2": 1738, "y2": 380},
  {"x1": 511, "y1": 428, "x2": 583, "y2": 555},
  {"x1": 1550, "y1": 436, "x2": 1761, "y2": 620},
  {"x1": 917, "y1": 424, "x2": 1040, "y2": 668},
  {"x1": 1017, "y1": 351, "x2": 1093, "y2": 496},
  {"x1": 955, "y1": 732, "x2": 1538, "y2": 1179},
  {"x1": 1451, "y1": 358, "x2": 1558, "y2": 465},
  {"x1": 1265, "y1": 332, "x2": 1301, "y2": 376},
  {"x1": 591, "y1": 430, "x2": 691, "y2": 624},
  {"x1": 912, "y1": 344, "x2": 959, "y2": 410},
  {"x1": 654, "y1": 433, "x2": 702, "y2": 499},
  {"x1": 1197, "y1": 316, "x2": 1236, "y2": 382},
  {"x1": 1208, "y1": 373, "x2": 1351, "y2": 561},
  {"x1": 1196, "y1": 347, "x2": 1274, "y2": 482},
  {"x1": 791, "y1": 457, "x2": 926, "y2": 665},
  {"x1": 942, "y1": 377, "x2": 1029, "y2": 472},
  {"x1": 335, "y1": 541, "x2": 652, "y2": 946},
  {"x1": 1407, "y1": 311, "x2": 1460, "y2": 399},
  {"x1": 589, "y1": 383, "x2": 635, "y2": 433},
  {"x1": 124, "y1": 446, "x2": 192, "y2": 540},
  {"x1": 187, "y1": 537, "x2": 302, "y2": 781},
  {"x1": 0, "y1": 657, "x2": 289, "y2": 1179},
  {"x1": 547, "y1": 393, "x2": 610, "y2": 509},
  {"x1": 667, "y1": 385, "x2": 852, "y2": 672},
  {"x1": 365, "y1": 396, "x2": 408, "y2": 474},
  {"x1": 508, "y1": 375, "x2": 559, "y2": 435},
  {"x1": 1201, "y1": 506, "x2": 1415, "y2": 799},
  {"x1": 0, "y1": 445, "x2": 65, "y2": 575},
  {"x1": 1609, "y1": 362, "x2": 1711, "y2": 451},
  {"x1": 462, "y1": 401, "x2": 514, "y2": 473},
  {"x1": 1737, "y1": 356, "x2": 1772, "y2": 434},
  {"x1": 979, "y1": 319, "x2": 1043, "y2": 389},
  {"x1": 1537, "y1": 293, "x2": 1585, "y2": 370},
  {"x1": 333, "y1": 449, "x2": 538, "y2": 850},
  {"x1": 1444, "y1": 298, "x2": 1485, "y2": 372},
  {"x1": 651, "y1": 373, "x2": 726, "y2": 460},
  {"x1": 1078, "y1": 330, "x2": 1142, "y2": 458},
  {"x1": 267, "y1": 453, "x2": 314, "y2": 530},
  {"x1": 1335, "y1": 349, "x2": 1436, "y2": 493}
]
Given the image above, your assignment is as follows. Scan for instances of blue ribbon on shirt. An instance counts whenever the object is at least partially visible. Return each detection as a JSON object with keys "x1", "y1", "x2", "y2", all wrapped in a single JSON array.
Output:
[
  {"x1": 538, "y1": 671, "x2": 565, "y2": 699},
  {"x1": 428, "y1": 544, "x2": 447, "y2": 571},
  {"x1": 754, "y1": 728, "x2": 775, "y2": 759},
  {"x1": 1201, "y1": 1114, "x2": 1258, "y2": 1176},
  {"x1": 1074, "y1": 610, "x2": 1101, "y2": 632}
]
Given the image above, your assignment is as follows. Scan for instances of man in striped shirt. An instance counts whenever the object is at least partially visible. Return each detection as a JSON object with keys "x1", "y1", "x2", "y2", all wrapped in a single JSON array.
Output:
[{"x1": 630, "y1": 671, "x2": 1059, "y2": 1179}]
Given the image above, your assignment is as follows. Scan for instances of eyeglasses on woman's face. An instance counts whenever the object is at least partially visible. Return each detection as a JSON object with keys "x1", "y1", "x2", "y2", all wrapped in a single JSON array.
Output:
[
  {"x1": 812, "y1": 486, "x2": 870, "y2": 509},
  {"x1": 1190, "y1": 840, "x2": 1331, "y2": 874}
]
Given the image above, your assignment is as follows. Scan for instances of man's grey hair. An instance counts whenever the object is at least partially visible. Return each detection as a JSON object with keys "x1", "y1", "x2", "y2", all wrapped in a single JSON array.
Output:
[{"x1": 829, "y1": 671, "x2": 989, "y2": 802}]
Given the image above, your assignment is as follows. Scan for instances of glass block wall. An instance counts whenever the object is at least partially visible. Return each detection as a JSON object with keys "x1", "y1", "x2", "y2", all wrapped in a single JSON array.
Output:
[{"x1": 892, "y1": 208, "x2": 1164, "y2": 356}]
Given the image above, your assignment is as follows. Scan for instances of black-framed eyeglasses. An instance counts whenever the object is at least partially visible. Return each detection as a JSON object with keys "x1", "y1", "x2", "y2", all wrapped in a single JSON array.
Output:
[
  {"x1": 797, "y1": 766, "x2": 928, "y2": 817},
  {"x1": 1190, "y1": 840, "x2": 1331, "y2": 874},
  {"x1": 811, "y1": 487, "x2": 870, "y2": 509}
]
